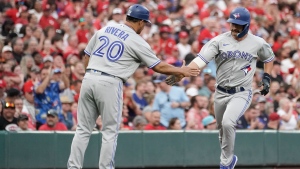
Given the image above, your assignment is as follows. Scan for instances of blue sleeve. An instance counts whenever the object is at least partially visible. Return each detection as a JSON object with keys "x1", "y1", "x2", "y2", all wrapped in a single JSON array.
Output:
[
  {"x1": 181, "y1": 88, "x2": 189, "y2": 102},
  {"x1": 152, "y1": 95, "x2": 160, "y2": 111}
]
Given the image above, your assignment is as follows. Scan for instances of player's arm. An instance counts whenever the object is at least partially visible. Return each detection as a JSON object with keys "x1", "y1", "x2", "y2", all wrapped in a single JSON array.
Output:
[
  {"x1": 83, "y1": 54, "x2": 90, "y2": 70},
  {"x1": 264, "y1": 61, "x2": 273, "y2": 75},
  {"x1": 36, "y1": 68, "x2": 52, "y2": 94},
  {"x1": 152, "y1": 61, "x2": 199, "y2": 76}
]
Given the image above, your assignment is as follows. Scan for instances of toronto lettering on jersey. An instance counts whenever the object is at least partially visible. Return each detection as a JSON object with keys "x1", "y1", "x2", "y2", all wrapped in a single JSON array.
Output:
[
  {"x1": 219, "y1": 50, "x2": 253, "y2": 62},
  {"x1": 105, "y1": 27, "x2": 129, "y2": 41}
]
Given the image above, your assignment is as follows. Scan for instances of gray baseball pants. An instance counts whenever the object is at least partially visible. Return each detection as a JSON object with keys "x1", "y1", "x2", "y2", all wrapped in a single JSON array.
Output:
[
  {"x1": 214, "y1": 88, "x2": 253, "y2": 166},
  {"x1": 67, "y1": 72, "x2": 123, "y2": 169}
]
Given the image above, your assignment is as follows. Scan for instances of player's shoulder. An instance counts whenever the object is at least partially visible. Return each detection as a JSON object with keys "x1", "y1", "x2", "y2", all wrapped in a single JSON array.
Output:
[
  {"x1": 247, "y1": 33, "x2": 267, "y2": 44},
  {"x1": 211, "y1": 32, "x2": 231, "y2": 42}
]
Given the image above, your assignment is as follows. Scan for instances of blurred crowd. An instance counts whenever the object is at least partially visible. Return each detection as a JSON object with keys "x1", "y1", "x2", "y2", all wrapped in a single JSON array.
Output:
[{"x1": 0, "y1": 0, "x2": 300, "y2": 132}]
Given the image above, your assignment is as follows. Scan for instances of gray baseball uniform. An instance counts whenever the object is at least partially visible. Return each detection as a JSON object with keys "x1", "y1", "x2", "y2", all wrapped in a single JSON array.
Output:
[
  {"x1": 198, "y1": 32, "x2": 274, "y2": 166},
  {"x1": 67, "y1": 24, "x2": 161, "y2": 169}
]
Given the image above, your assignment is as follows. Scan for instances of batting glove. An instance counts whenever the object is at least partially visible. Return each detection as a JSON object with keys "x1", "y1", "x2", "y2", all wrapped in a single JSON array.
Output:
[{"x1": 259, "y1": 73, "x2": 271, "y2": 96}]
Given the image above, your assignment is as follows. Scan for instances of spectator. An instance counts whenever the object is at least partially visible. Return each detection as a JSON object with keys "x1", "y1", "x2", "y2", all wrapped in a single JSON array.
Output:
[
  {"x1": 168, "y1": 117, "x2": 181, "y2": 130},
  {"x1": 152, "y1": 74, "x2": 190, "y2": 128},
  {"x1": 202, "y1": 115, "x2": 217, "y2": 130},
  {"x1": 257, "y1": 96, "x2": 269, "y2": 128},
  {"x1": 144, "y1": 111, "x2": 166, "y2": 130},
  {"x1": 0, "y1": 79, "x2": 6, "y2": 101},
  {"x1": 42, "y1": 55, "x2": 53, "y2": 69},
  {"x1": 132, "y1": 115, "x2": 147, "y2": 130},
  {"x1": 142, "y1": 93, "x2": 155, "y2": 122},
  {"x1": 0, "y1": 101, "x2": 18, "y2": 131},
  {"x1": 177, "y1": 31, "x2": 191, "y2": 60},
  {"x1": 106, "y1": 8, "x2": 124, "y2": 26},
  {"x1": 16, "y1": 114, "x2": 32, "y2": 131},
  {"x1": 34, "y1": 67, "x2": 68, "y2": 129},
  {"x1": 266, "y1": 112, "x2": 283, "y2": 130},
  {"x1": 186, "y1": 95, "x2": 209, "y2": 130},
  {"x1": 237, "y1": 104, "x2": 264, "y2": 129},
  {"x1": 277, "y1": 97, "x2": 297, "y2": 130},
  {"x1": 39, "y1": 4, "x2": 59, "y2": 29},
  {"x1": 2, "y1": 45, "x2": 14, "y2": 61},
  {"x1": 61, "y1": 96, "x2": 76, "y2": 131},
  {"x1": 132, "y1": 80, "x2": 148, "y2": 113},
  {"x1": 39, "y1": 109, "x2": 67, "y2": 131},
  {"x1": 11, "y1": 37, "x2": 25, "y2": 64}
]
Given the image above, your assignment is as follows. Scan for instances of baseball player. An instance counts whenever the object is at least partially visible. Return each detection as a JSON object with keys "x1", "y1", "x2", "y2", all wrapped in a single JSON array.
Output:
[
  {"x1": 166, "y1": 7, "x2": 274, "y2": 169},
  {"x1": 67, "y1": 4, "x2": 200, "y2": 169}
]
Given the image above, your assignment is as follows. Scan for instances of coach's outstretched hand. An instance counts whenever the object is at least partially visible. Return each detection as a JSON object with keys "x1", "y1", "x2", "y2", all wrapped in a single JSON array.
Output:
[
  {"x1": 259, "y1": 73, "x2": 271, "y2": 96},
  {"x1": 165, "y1": 61, "x2": 199, "y2": 86}
]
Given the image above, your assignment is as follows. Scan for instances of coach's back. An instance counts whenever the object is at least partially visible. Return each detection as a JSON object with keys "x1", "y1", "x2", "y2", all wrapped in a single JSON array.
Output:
[{"x1": 84, "y1": 24, "x2": 160, "y2": 82}]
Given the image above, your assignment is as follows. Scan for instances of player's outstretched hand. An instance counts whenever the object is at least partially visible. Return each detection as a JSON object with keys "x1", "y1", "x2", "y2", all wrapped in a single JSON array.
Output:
[
  {"x1": 165, "y1": 60, "x2": 200, "y2": 86},
  {"x1": 180, "y1": 60, "x2": 200, "y2": 77},
  {"x1": 259, "y1": 73, "x2": 271, "y2": 96}
]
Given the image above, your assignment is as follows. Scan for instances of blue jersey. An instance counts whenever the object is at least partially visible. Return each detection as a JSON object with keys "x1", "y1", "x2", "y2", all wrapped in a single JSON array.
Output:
[{"x1": 34, "y1": 81, "x2": 63, "y2": 124}]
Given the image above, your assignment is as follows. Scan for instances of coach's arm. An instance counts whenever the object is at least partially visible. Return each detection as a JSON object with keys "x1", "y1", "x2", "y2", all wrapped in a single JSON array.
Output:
[
  {"x1": 152, "y1": 61, "x2": 200, "y2": 77},
  {"x1": 83, "y1": 54, "x2": 90, "y2": 70}
]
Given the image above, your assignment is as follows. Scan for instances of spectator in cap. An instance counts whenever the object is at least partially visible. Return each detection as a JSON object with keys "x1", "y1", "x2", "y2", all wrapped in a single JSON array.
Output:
[
  {"x1": 0, "y1": 101, "x2": 18, "y2": 131},
  {"x1": 22, "y1": 80, "x2": 36, "y2": 123},
  {"x1": 64, "y1": 34, "x2": 79, "y2": 60},
  {"x1": 2, "y1": 46, "x2": 13, "y2": 61},
  {"x1": 132, "y1": 115, "x2": 147, "y2": 130},
  {"x1": 144, "y1": 110, "x2": 166, "y2": 130},
  {"x1": 11, "y1": 37, "x2": 25, "y2": 64},
  {"x1": 189, "y1": 19, "x2": 201, "y2": 44},
  {"x1": 266, "y1": 112, "x2": 283, "y2": 130},
  {"x1": 39, "y1": 4, "x2": 59, "y2": 29},
  {"x1": 76, "y1": 18, "x2": 89, "y2": 44},
  {"x1": 158, "y1": 25, "x2": 176, "y2": 56},
  {"x1": 34, "y1": 66, "x2": 68, "y2": 129},
  {"x1": 38, "y1": 109, "x2": 67, "y2": 131},
  {"x1": 168, "y1": 117, "x2": 182, "y2": 130},
  {"x1": 152, "y1": 74, "x2": 190, "y2": 128},
  {"x1": 106, "y1": 8, "x2": 124, "y2": 26},
  {"x1": 202, "y1": 115, "x2": 217, "y2": 130},
  {"x1": 177, "y1": 31, "x2": 191, "y2": 60},
  {"x1": 60, "y1": 96, "x2": 76, "y2": 130},
  {"x1": 257, "y1": 96, "x2": 269, "y2": 129},
  {"x1": 16, "y1": 113, "x2": 33, "y2": 131},
  {"x1": 43, "y1": 55, "x2": 53, "y2": 68},
  {"x1": 186, "y1": 95, "x2": 209, "y2": 130}
]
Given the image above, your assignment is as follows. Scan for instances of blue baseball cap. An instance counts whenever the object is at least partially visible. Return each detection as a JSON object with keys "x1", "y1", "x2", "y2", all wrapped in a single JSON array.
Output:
[
  {"x1": 202, "y1": 115, "x2": 216, "y2": 126},
  {"x1": 153, "y1": 74, "x2": 167, "y2": 83}
]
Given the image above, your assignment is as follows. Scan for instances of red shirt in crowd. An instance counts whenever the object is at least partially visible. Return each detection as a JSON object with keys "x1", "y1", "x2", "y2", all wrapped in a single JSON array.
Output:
[
  {"x1": 39, "y1": 122, "x2": 68, "y2": 131},
  {"x1": 198, "y1": 28, "x2": 219, "y2": 50},
  {"x1": 64, "y1": 2, "x2": 84, "y2": 20},
  {"x1": 76, "y1": 29, "x2": 89, "y2": 43},
  {"x1": 159, "y1": 38, "x2": 176, "y2": 56},
  {"x1": 39, "y1": 15, "x2": 59, "y2": 29},
  {"x1": 5, "y1": 8, "x2": 18, "y2": 22},
  {"x1": 144, "y1": 124, "x2": 166, "y2": 130}
]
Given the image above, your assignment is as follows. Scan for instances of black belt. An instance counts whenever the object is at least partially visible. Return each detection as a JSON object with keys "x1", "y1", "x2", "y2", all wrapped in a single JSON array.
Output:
[
  {"x1": 217, "y1": 85, "x2": 245, "y2": 94},
  {"x1": 86, "y1": 69, "x2": 123, "y2": 82}
]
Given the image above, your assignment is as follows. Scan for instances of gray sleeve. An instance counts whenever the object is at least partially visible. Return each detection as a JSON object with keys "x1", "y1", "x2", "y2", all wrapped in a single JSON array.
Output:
[
  {"x1": 257, "y1": 41, "x2": 275, "y2": 63},
  {"x1": 133, "y1": 39, "x2": 161, "y2": 68},
  {"x1": 198, "y1": 37, "x2": 219, "y2": 64},
  {"x1": 84, "y1": 32, "x2": 98, "y2": 56}
]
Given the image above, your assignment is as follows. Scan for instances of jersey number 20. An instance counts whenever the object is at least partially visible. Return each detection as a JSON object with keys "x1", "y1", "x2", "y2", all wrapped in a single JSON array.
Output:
[{"x1": 93, "y1": 36, "x2": 124, "y2": 62}]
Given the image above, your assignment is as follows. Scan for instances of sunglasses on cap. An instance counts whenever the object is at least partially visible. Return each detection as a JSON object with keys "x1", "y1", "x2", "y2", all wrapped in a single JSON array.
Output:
[{"x1": 4, "y1": 102, "x2": 15, "y2": 109}]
